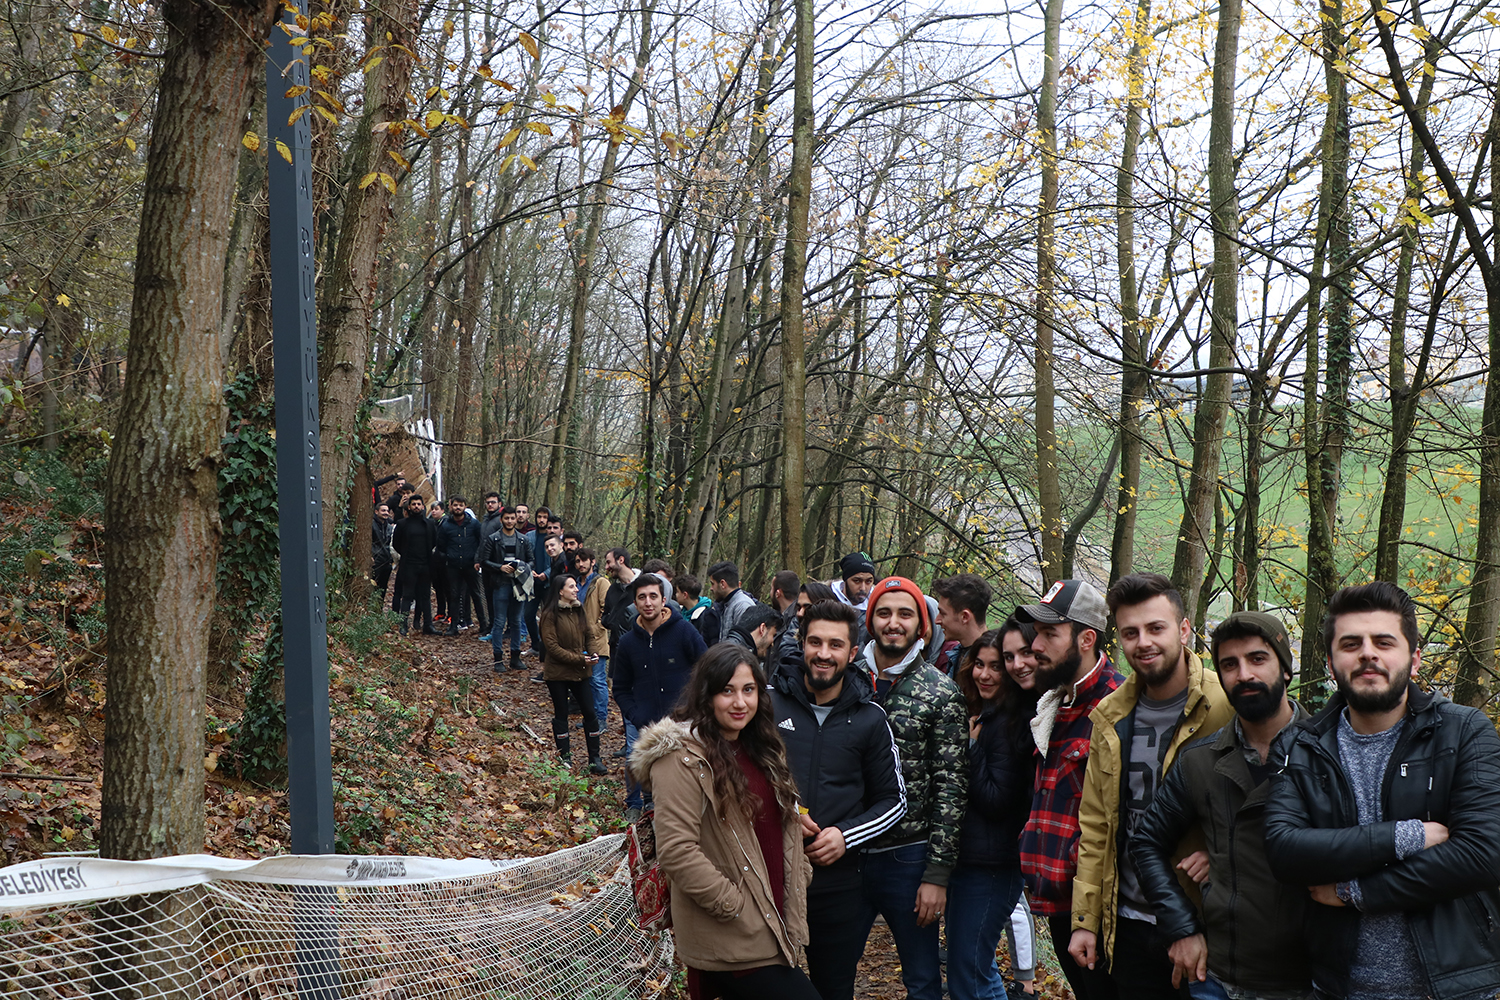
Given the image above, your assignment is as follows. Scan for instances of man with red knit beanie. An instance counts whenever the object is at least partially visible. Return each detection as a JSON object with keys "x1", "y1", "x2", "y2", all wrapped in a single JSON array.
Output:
[{"x1": 848, "y1": 576, "x2": 969, "y2": 1000}]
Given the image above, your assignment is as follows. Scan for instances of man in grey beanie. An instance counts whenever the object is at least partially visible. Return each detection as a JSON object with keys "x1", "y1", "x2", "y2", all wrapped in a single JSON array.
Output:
[{"x1": 1131, "y1": 610, "x2": 1313, "y2": 999}]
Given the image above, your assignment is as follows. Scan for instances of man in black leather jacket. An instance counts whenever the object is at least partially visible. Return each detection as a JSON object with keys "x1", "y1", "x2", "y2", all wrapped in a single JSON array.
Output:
[{"x1": 1264, "y1": 581, "x2": 1500, "y2": 1000}]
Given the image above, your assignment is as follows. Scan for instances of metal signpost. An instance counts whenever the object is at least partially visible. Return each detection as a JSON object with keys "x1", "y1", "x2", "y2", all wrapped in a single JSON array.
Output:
[{"x1": 267, "y1": 10, "x2": 341, "y2": 997}]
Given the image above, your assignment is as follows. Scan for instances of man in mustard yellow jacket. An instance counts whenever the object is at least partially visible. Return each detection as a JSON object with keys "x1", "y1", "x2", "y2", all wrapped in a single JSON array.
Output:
[{"x1": 1067, "y1": 573, "x2": 1234, "y2": 1000}]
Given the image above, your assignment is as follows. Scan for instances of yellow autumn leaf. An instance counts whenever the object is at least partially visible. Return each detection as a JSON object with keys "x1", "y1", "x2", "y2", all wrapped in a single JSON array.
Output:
[
  {"x1": 55, "y1": 293, "x2": 71, "y2": 308},
  {"x1": 519, "y1": 31, "x2": 539, "y2": 59},
  {"x1": 276, "y1": 139, "x2": 293, "y2": 164},
  {"x1": 518, "y1": 153, "x2": 537, "y2": 170},
  {"x1": 124, "y1": 136, "x2": 136, "y2": 152},
  {"x1": 99, "y1": 24, "x2": 118, "y2": 43},
  {"x1": 497, "y1": 128, "x2": 521, "y2": 148},
  {"x1": 71, "y1": 32, "x2": 84, "y2": 47},
  {"x1": 1375, "y1": 8, "x2": 1397, "y2": 22},
  {"x1": 285, "y1": 84, "x2": 309, "y2": 98},
  {"x1": 242, "y1": 131, "x2": 261, "y2": 151},
  {"x1": 424, "y1": 109, "x2": 444, "y2": 130},
  {"x1": 525, "y1": 122, "x2": 553, "y2": 135},
  {"x1": 1410, "y1": 24, "x2": 1431, "y2": 39},
  {"x1": 387, "y1": 149, "x2": 411, "y2": 170},
  {"x1": 378, "y1": 172, "x2": 396, "y2": 193},
  {"x1": 359, "y1": 171, "x2": 380, "y2": 189},
  {"x1": 313, "y1": 105, "x2": 338, "y2": 124},
  {"x1": 498, "y1": 153, "x2": 517, "y2": 173},
  {"x1": 443, "y1": 18, "x2": 455, "y2": 36},
  {"x1": 288, "y1": 104, "x2": 310, "y2": 125}
]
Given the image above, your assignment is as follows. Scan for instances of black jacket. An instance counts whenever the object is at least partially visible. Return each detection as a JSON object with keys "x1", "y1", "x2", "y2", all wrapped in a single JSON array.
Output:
[
  {"x1": 436, "y1": 515, "x2": 482, "y2": 565},
  {"x1": 1264, "y1": 684, "x2": 1500, "y2": 1000},
  {"x1": 371, "y1": 519, "x2": 395, "y2": 568},
  {"x1": 959, "y1": 700, "x2": 1034, "y2": 869},
  {"x1": 770, "y1": 652, "x2": 906, "y2": 869},
  {"x1": 477, "y1": 530, "x2": 533, "y2": 590},
  {"x1": 1131, "y1": 706, "x2": 1313, "y2": 993},
  {"x1": 391, "y1": 515, "x2": 437, "y2": 569}
]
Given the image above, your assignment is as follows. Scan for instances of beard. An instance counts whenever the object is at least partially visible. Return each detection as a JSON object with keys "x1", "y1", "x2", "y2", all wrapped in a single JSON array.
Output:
[
  {"x1": 803, "y1": 659, "x2": 847, "y2": 692},
  {"x1": 875, "y1": 630, "x2": 918, "y2": 661},
  {"x1": 1335, "y1": 659, "x2": 1412, "y2": 714},
  {"x1": 1230, "y1": 675, "x2": 1286, "y2": 723},
  {"x1": 1034, "y1": 635, "x2": 1084, "y2": 692},
  {"x1": 1132, "y1": 641, "x2": 1183, "y2": 688}
]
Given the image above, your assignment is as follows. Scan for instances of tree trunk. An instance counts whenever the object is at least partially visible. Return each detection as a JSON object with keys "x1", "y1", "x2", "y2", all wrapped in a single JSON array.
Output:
[
  {"x1": 1299, "y1": 1, "x2": 1349, "y2": 685},
  {"x1": 1110, "y1": 0, "x2": 1149, "y2": 583},
  {"x1": 1170, "y1": 0, "x2": 1238, "y2": 625},
  {"x1": 546, "y1": 1, "x2": 656, "y2": 514},
  {"x1": 317, "y1": 0, "x2": 418, "y2": 557},
  {"x1": 102, "y1": 0, "x2": 277, "y2": 864},
  {"x1": 1374, "y1": 25, "x2": 1439, "y2": 584},
  {"x1": 778, "y1": 0, "x2": 813, "y2": 578},
  {"x1": 1035, "y1": 0, "x2": 1064, "y2": 587}
]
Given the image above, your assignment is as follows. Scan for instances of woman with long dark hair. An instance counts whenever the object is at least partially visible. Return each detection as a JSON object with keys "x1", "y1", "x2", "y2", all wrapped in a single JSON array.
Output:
[
  {"x1": 947, "y1": 621, "x2": 1043, "y2": 1000},
  {"x1": 538, "y1": 573, "x2": 605, "y2": 774},
  {"x1": 629, "y1": 643, "x2": 818, "y2": 1000}
]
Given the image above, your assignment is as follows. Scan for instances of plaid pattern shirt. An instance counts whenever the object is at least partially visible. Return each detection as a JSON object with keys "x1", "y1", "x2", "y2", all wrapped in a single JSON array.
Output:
[{"x1": 1019, "y1": 653, "x2": 1124, "y2": 916}]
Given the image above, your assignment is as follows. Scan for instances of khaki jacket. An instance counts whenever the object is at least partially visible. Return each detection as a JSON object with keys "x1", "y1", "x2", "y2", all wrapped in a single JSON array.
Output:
[
  {"x1": 629, "y1": 719, "x2": 811, "y2": 972},
  {"x1": 1070, "y1": 648, "x2": 1234, "y2": 965},
  {"x1": 581, "y1": 575, "x2": 610, "y2": 656}
]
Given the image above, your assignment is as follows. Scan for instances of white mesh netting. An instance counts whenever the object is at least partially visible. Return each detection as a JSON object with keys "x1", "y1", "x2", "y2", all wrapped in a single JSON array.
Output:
[{"x1": 0, "y1": 834, "x2": 673, "y2": 999}]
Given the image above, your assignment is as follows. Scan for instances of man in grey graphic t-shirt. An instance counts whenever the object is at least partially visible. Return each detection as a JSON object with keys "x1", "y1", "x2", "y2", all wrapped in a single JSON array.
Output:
[{"x1": 1067, "y1": 573, "x2": 1233, "y2": 1000}]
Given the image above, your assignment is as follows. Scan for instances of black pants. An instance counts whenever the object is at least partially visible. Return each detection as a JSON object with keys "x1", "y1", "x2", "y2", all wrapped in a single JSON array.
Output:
[
  {"x1": 372, "y1": 562, "x2": 392, "y2": 604},
  {"x1": 397, "y1": 566, "x2": 432, "y2": 631},
  {"x1": 1049, "y1": 912, "x2": 1119, "y2": 1000},
  {"x1": 692, "y1": 964, "x2": 821, "y2": 1000},
  {"x1": 447, "y1": 563, "x2": 487, "y2": 630},
  {"x1": 1111, "y1": 915, "x2": 1187, "y2": 1000},
  {"x1": 546, "y1": 679, "x2": 598, "y2": 736},
  {"x1": 804, "y1": 864, "x2": 869, "y2": 1000},
  {"x1": 430, "y1": 561, "x2": 449, "y2": 617}
]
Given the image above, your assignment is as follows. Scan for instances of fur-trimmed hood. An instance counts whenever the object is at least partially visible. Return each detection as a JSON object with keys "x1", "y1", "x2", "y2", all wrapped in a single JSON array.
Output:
[{"x1": 628, "y1": 717, "x2": 706, "y2": 788}]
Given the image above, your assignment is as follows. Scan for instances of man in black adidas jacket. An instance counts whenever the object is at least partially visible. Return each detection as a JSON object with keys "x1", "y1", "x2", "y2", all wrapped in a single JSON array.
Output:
[{"x1": 772, "y1": 599, "x2": 906, "y2": 1000}]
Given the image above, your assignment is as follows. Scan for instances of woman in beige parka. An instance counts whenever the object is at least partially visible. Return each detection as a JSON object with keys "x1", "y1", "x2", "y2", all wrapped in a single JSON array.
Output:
[{"x1": 629, "y1": 643, "x2": 819, "y2": 1000}]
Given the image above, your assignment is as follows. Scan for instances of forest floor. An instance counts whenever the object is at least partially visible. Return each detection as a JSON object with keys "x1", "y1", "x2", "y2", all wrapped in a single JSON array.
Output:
[{"x1": 0, "y1": 457, "x2": 1069, "y2": 997}]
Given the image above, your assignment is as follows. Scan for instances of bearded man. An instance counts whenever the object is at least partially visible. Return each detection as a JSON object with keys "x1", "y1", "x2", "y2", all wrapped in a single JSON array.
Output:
[
  {"x1": 848, "y1": 577, "x2": 968, "y2": 1000},
  {"x1": 1066, "y1": 573, "x2": 1233, "y2": 1000},
  {"x1": 1264, "y1": 582, "x2": 1500, "y2": 1000},
  {"x1": 771, "y1": 598, "x2": 906, "y2": 1000},
  {"x1": 1013, "y1": 578, "x2": 1125, "y2": 1000},
  {"x1": 1131, "y1": 611, "x2": 1315, "y2": 1000}
]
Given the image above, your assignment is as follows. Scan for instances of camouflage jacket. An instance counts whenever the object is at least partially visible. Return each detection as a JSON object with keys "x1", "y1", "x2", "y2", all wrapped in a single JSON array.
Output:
[{"x1": 857, "y1": 642, "x2": 970, "y2": 886}]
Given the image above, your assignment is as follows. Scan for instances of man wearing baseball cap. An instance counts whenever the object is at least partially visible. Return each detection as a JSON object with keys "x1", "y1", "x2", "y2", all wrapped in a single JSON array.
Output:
[
  {"x1": 1131, "y1": 610, "x2": 1313, "y2": 999},
  {"x1": 851, "y1": 577, "x2": 969, "y2": 1000},
  {"x1": 1014, "y1": 578, "x2": 1123, "y2": 1000},
  {"x1": 1067, "y1": 573, "x2": 1233, "y2": 999}
]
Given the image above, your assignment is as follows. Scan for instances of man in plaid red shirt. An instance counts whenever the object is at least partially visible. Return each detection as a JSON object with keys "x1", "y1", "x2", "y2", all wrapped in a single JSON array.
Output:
[{"x1": 1015, "y1": 579, "x2": 1124, "y2": 1000}]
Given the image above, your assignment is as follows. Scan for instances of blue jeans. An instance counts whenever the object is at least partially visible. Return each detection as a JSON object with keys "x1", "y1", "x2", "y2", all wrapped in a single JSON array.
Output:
[
  {"x1": 590, "y1": 656, "x2": 609, "y2": 731},
  {"x1": 624, "y1": 721, "x2": 653, "y2": 810},
  {"x1": 946, "y1": 863, "x2": 1025, "y2": 1000},
  {"x1": 859, "y1": 843, "x2": 942, "y2": 1000},
  {"x1": 1188, "y1": 977, "x2": 1231, "y2": 1000},
  {"x1": 491, "y1": 585, "x2": 523, "y2": 655}
]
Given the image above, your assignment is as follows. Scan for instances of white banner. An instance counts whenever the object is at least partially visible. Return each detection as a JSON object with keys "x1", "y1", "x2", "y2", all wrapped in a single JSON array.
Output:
[{"x1": 0, "y1": 834, "x2": 624, "y2": 910}]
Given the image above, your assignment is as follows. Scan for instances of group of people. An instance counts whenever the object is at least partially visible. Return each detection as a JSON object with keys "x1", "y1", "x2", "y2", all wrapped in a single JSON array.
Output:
[
  {"x1": 367, "y1": 481, "x2": 1500, "y2": 1000},
  {"x1": 630, "y1": 570, "x2": 1500, "y2": 1000}
]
